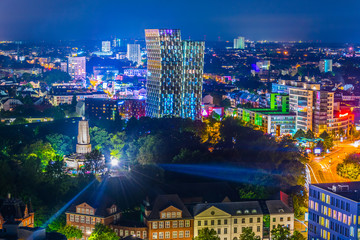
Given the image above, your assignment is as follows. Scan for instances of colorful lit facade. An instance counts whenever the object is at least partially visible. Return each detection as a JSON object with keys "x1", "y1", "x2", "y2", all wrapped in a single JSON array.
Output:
[
  {"x1": 233, "y1": 37, "x2": 245, "y2": 49},
  {"x1": 145, "y1": 29, "x2": 204, "y2": 120},
  {"x1": 319, "y1": 59, "x2": 333, "y2": 73},
  {"x1": 237, "y1": 93, "x2": 296, "y2": 136},
  {"x1": 308, "y1": 182, "x2": 360, "y2": 240}
]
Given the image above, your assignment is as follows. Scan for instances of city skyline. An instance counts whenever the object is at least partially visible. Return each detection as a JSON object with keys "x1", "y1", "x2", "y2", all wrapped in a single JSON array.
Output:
[{"x1": 1, "y1": 0, "x2": 360, "y2": 43}]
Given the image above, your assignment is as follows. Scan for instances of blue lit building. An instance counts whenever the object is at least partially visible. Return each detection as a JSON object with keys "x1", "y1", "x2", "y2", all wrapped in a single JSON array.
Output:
[
  {"x1": 145, "y1": 29, "x2": 204, "y2": 120},
  {"x1": 308, "y1": 182, "x2": 360, "y2": 240}
]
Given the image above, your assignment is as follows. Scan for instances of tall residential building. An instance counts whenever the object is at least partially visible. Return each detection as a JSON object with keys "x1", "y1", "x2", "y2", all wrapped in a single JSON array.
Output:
[
  {"x1": 127, "y1": 44, "x2": 142, "y2": 65},
  {"x1": 233, "y1": 36, "x2": 245, "y2": 49},
  {"x1": 60, "y1": 62, "x2": 67, "y2": 72},
  {"x1": 319, "y1": 59, "x2": 333, "y2": 73},
  {"x1": 308, "y1": 182, "x2": 360, "y2": 240},
  {"x1": 68, "y1": 56, "x2": 86, "y2": 80},
  {"x1": 145, "y1": 29, "x2": 204, "y2": 120},
  {"x1": 102, "y1": 41, "x2": 111, "y2": 52}
]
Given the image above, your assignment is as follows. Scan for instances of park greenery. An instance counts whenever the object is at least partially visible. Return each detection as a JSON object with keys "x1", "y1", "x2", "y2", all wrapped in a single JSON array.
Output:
[
  {"x1": 271, "y1": 225, "x2": 305, "y2": 240},
  {"x1": 0, "y1": 115, "x2": 309, "y2": 234},
  {"x1": 337, "y1": 153, "x2": 360, "y2": 180},
  {"x1": 88, "y1": 223, "x2": 119, "y2": 240},
  {"x1": 239, "y1": 227, "x2": 260, "y2": 240}
]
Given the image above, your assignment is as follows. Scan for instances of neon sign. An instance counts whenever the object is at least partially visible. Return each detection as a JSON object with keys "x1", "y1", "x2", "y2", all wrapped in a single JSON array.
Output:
[{"x1": 339, "y1": 113, "x2": 348, "y2": 118}]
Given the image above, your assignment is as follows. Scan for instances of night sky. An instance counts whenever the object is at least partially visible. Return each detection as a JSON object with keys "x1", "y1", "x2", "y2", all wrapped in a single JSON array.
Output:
[{"x1": 1, "y1": 0, "x2": 360, "y2": 42}]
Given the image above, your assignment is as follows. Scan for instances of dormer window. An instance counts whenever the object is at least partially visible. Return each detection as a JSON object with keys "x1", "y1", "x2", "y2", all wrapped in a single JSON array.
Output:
[
  {"x1": 171, "y1": 212, "x2": 176, "y2": 218},
  {"x1": 166, "y1": 212, "x2": 171, "y2": 218},
  {"x1": 278, "y1": 209, "x2": 284, "y2": 213},
  {"x1": 244, "y1": 210, "x2": 249, "y2": 214},
  {"x1": 161, "y1": 213, "x2": 166, "y2": 219},
  {"x1": 236, "y1": 210, "x2": 242, "y2": 214},
  {"x1": 90, "y1": 209, "x2": 94, "y2": 215},
  {"x1": 251, "y1": 209, "x2": 257, "y2": 214},
  {"x1": 177, "y1": 212, "x2": 181, "y2": 218}
]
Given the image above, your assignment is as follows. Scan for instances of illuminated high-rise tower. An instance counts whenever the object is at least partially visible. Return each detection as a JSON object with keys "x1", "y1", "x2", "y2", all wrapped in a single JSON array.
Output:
[
  {"x1": 127, "y1": 44, "x2": 142, "y2": 65},
  {"x1": 234, "y1": 36, "x2": 245, "y2": 49},
  {"x1": 68, "y1": 56, "x2": 86, "y2": 80},
  {"x1": 145, "y1": 29, "x2": 204, "y2": 120}
]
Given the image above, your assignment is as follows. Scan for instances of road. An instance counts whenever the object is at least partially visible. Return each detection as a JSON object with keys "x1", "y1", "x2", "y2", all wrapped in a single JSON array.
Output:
[{"x1": 307, "y1": 141, "x2": 358, "y2": 184}]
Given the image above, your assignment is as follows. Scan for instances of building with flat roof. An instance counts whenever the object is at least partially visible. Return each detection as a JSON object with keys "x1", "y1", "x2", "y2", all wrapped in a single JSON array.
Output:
[{"x1": 308, "y1": 182, "x2": 360, "y2": 240}]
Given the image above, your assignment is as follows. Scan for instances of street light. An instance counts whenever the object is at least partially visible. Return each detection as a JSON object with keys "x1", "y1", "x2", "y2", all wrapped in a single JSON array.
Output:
[{"x1": 110, "y1": 157, "x2": 119, "y2": 167}]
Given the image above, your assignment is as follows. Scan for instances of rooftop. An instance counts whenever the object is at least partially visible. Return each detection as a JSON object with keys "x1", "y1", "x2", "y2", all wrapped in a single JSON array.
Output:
[{"x1": 311, "y1": 182, "x2": 360, "y2": 202}]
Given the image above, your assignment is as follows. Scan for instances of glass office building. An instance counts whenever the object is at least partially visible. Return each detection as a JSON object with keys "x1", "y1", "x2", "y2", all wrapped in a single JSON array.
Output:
[{"x1": 145, "y1": 29, "x2": 204, "y2": 120}]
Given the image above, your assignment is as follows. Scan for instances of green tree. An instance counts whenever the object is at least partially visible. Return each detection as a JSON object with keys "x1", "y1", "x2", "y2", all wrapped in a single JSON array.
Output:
[
  {"x1": 89, "y1": 223, "x2": 118, "y2": 240},
  {"x1": 110, "y1": 132, "x2": 126, "y2": 160},
  {"x1": 58, "y1": 225, "x2": 83, "y2": 240},
  {"x1": 84, "y1": 149, "x2": 104, "y2": 174},
  {"x1": 320, "y1": 131, "x2": 333, "y2": 150},
  {"x1": 11, "y1": 117, "x2": 28, "y2": 125},
  {"x1": 43, "y1": 70, "x2": 71, "y2": 85},
  {"x1": 290, "y1": 231, "x2": 306, "y2": 240},
  {"x1": 90, "y1": 127, "x2": 112, "y2": 151},
  {"x1": 305, "y1": 129, "x2": 315, "y2": 139},
  {"x1": 239, "y1": 227, "x2": 261, "y2": 240},
  {"x1": 22, "y1": 140, "x2": 57, "y2": 168},
  {"x1": 71, "y1": 94, "x2": 77, "y2": 107},
  {"x1": 293, "y1": 129, "x2": 306, "y2": 139},
  {"x1": 46, "y1": 133, "x2": 74, "y2": 156},
  {"x1": 271, "y1": 225, "x2": 291, "y2": 240},
  {"x1": 337, "y1": 153, "x2": 360, "y2": 180},
  {"x1": 194, "y1": 227, "x2": 220, "y2": 240}
]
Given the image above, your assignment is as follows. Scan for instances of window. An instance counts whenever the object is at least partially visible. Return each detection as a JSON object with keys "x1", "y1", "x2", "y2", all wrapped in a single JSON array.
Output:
[
  {"x1": 272, "y1": 218, "x2": 276, "y2": 222},
  {"x1": 211, "y1": 220, "x2": 214, "y2": 225},
  {"x1": 137, "y1": 231, "x2": 141, "y2": 237},
  {"x1": 234, "y1": 227, "x2": 237, "y2": 233},
  {"x1": 153, "y1": 222, "x2": 158, "y2": 229},
  {"x1": 167, "y1": 213, "x2": 171, "y2": 218},
  {"x1": 234, "y1": 219, "x2": 237, "y2": 224},
  {"x1": 165, "y1": 232, "x2": 170, "y2": 239},
  {"x1": 143, "y1": 231, "x2": 147, "y2": 238},
  {"x1": 125, "y1": 230, "x2": 129, "y2": 236},
  {"x1": 257, "y1": 217, "x2": 260, "y2": 223},
  {"x1": 185, "y1": 231, "x2": 190, "y2": 238},
  {"x1": 224, "y1": 219, "x2": 228, "y2": 225},
  {"x1": 159, "y1": 222, "x2": 164, "y2": 229},
  {"x1": 179, "y1": 221, "x2": 184, "y2": 227},
  {"x1": 131, "y1": 231, "x2": 135, "y2": 235},
  {"x1": 242, "y1": 218, "x2": 245, "y2": 224},
  {"x1": 217, "y1": 229, "x2": 221, "y2": 234},
  {"x1": 86, "y1": 208, "x2": 89, "y2": 214},
  {"x1": 173, "y1": 231, "x2": 178, "y2": 238},
  {"x1": 224, "y1": 228, "x2": 227, "y2": 234},
  {"x1": 80, "y1": 216, "x2": 85, "y2": 223},
  {"x1": 75, "y1": 215, "x2": 79, "y2": 222},
  {"x1": 249, "y1": 218, "x2": 253, "y2": 223},
  {"x1": 153, "y1": 232, "x2": 158, "y2": 239},
  {"x1": 287, "y1": 217, "x2": 291, "y2": 221},
  {"x1": 90, "y1": 209, "x2": 94, "y2": 215},
  {"x1": 185, "y1": 220, "x2": 190, "y2": 227},
  {"x1": 257, "y1": 226, "x2": 260, "y2": 232},
  {"x1": 179, "y1": 231, "x2": 184, "y2": 238},
  {"x1": 218, "y1": 220, "x2": 221, "y2": 225},
  {"x1": 198, "y1": 221, "x2": 201, "y2": 226},
  {"x1": 165, "y1": 221, "x2": 170, "y2": 228},
  {"x1": 177, "y1": 212, "x2": 181, "y2": 218},
  {"x1": 162, "y1": 213, "x2": 166, "y2": 219},
  {"x1": 204, "y1": 220, "x2": 208, "y2": 226},
  {"x1": 280, "y1": 217, "x2": 283, "y2": 222},
  {"x1": 172, "y1": 212, "x2": 176, "y2": 218},
  {"x1": 86, "y1": 216, "x2": 90, "y2": 224},
  {"x1": 159, "y1": 232, "x2": 164, "y2": 239},
  {"x1": 120, "y1": 230, "x2": 123, "y2": 236},
  {"x1": 173, "y1": 221, "x2": 178, "y2": 228},
  {"x1": 70, "y1": 215, "x2": 74, "y2": 222}
]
